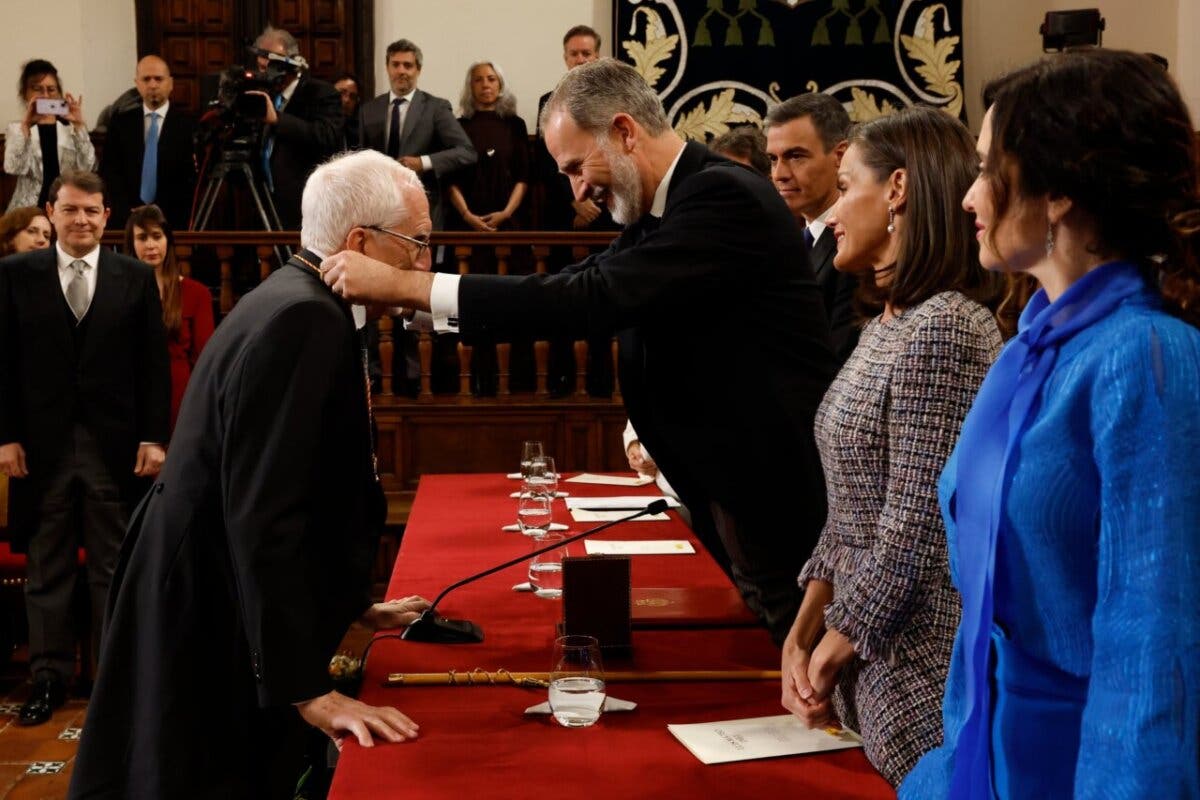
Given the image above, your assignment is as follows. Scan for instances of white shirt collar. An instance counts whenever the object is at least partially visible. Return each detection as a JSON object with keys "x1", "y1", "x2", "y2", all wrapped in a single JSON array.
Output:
[
  {"x1": 55, "y1": 241, "x2": 101, "y2": 271},
  {"x1": 649, "y1": 145, "x2": 686, "y2": 219},
  {"x1": 805, "y1": 205, "x2": 834, "y2": 243},
  {"x1": 279, "y1": 76, "x2": 301, "y2": 107},
  {"x1": 389, "y1": 88, "x2": 417, "y2": 105},
  {"x1": 143, "y1": 101, "x2": 169, "y2": 117}
]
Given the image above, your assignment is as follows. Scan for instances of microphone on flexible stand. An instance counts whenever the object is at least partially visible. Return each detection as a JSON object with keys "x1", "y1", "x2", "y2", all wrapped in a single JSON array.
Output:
[{"x1": 402, "y1": 499, "x2": 671, "y2": 644}]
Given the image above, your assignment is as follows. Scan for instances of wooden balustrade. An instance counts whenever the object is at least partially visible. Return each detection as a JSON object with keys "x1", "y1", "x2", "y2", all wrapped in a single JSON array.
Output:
[{"x1": 89, "y1": 230, "x2": 628, "y2": 521}]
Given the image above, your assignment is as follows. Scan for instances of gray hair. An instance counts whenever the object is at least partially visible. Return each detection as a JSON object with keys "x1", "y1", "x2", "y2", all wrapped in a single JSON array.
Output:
[
  {"x1": 386, "y1": 39, "x2": 423, "y2": 69},
  {"x1": 764, "y1": 93, "x2": 851, "y2": 152},
  {"x1": 458, "y1": 61, "x2": 517, "y2": 119},
  {"x1": 256, "y1": 25, "x2": 300, "y2": 58},
  {"x1": 300, "y1": 150, "x2": 424, "y2": 255},
  {"x1": 540, "y1": 58, "x2": 669, "y2": 137}
]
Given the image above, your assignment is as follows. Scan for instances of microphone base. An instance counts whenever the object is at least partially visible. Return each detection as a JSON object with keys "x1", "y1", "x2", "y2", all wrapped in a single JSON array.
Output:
[{"x1": 402, "y1": 614, "x2": 484, "y2": 644}]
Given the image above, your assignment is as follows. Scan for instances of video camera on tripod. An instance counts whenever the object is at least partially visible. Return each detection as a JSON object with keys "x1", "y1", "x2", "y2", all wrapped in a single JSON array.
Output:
[{"x1": 193, "y1": 48, "x2": 305, "y2": 244}]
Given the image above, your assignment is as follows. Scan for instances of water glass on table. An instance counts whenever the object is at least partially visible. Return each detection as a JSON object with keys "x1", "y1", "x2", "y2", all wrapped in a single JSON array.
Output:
[
  {"x1": 528, "y1": 532, "x2": 570, "y2": 599},
  {"x1": 523, "y1": 456, "x2": 559, "y2": 497},
  {"x1": 520, "y1": 440, "x2": 545, "y2": 481},
  {"x1": 548, "y1": 635, "x2": 606, "y2": 728},
  {"x1": 517, "y1": 493, "x2": 553, "y2": 538}
]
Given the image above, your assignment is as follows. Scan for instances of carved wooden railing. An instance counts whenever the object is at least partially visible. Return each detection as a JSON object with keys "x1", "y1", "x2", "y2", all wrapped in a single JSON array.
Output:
[
  {"x1": 99, "y1": 229, "x2": 620, "y2": 401},
  {"x1": 92, "y1": 230, "x2": 627, "y2": 524}
]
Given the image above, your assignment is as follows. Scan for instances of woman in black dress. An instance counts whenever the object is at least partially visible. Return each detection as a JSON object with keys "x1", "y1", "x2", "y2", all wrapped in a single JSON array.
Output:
[{"x1": 445, "y1": 61, "x2": 533, "y2": 393}]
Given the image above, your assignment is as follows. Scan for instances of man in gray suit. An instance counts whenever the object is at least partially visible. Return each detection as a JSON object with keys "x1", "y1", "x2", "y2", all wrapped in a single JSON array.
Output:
[
  {"x1": 358, "y1": 38, "x2": 476, "y2": 393},
  {"x1": 358, "y1": 39, "x2": 475, "y2": 229},
  {"x1": 765, "y1": 94, "x2": 859, "y2": 364}
]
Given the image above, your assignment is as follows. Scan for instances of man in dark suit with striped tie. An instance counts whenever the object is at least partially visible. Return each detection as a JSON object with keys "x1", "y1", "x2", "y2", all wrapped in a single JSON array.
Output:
[
  {"x1": 765, "y1": 94, "x2": 859, "y2": 365},
  {"x1": 0, "y1": 170, "x2": 170, "y2": 726}
]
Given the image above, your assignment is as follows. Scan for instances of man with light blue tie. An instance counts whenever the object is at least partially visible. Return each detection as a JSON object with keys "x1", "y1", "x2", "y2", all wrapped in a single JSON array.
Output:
[{"x1": 100, "y1": 56, "x2": 197, "y2": 230}]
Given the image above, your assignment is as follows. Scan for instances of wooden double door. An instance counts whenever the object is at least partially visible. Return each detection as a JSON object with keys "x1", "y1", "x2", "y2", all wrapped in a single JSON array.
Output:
[{"x1": 135, "y1": 0, "x2": 374, "y2": 115}]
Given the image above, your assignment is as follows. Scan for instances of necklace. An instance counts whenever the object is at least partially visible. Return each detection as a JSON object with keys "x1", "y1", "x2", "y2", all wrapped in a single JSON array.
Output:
[
  {"x1": 292, "y1": 250, "x2": 380, "y2": 482},
  {"x1": 293, "y1": 252, "x2": 322, "y2": 275}
]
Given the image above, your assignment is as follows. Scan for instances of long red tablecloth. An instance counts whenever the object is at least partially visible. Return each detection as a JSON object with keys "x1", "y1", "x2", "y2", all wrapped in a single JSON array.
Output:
[{"x1": 330, "y1": 474, "x2": 895, "y2": 799}]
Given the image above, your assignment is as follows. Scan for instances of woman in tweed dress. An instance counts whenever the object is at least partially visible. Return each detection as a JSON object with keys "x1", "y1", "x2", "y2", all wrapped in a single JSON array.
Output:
[{"x1": 779, "y1": 106, "x2": 1004, "y2": 785}]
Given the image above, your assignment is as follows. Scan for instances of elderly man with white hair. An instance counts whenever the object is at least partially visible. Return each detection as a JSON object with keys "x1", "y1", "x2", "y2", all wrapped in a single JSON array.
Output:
[{"x1": 69, "y1": 150, "x2": 432, "y2": 800}]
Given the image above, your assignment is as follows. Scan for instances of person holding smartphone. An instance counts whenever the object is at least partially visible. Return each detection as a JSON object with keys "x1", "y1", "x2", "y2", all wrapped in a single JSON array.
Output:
[{"x1": 4, "y1": 59, "x2": 95, "y2": 212}]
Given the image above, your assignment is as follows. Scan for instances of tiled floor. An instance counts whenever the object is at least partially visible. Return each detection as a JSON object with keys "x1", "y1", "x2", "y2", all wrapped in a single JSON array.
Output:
[
  {"x1": 0, "y1": 625, "x2": 375, "y2": 800},
  {"x1": 0, "y1": 659, "x2": 86, "y2": 800}
]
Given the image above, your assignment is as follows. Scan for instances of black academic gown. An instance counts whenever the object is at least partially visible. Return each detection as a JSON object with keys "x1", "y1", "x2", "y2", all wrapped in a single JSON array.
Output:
[{"x1": 68, "y1": 254, "x2": 384, "y2": 799}]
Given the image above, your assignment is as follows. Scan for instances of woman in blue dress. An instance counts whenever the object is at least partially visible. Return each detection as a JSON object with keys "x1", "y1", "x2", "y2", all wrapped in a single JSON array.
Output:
[{"x1": 901, "y1": 49, "x2": 1200, "y2": 798}]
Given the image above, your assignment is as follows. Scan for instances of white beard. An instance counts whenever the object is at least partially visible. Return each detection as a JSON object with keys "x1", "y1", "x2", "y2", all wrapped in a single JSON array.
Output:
[{"x1": 600, "y1": 142, "x2": 644, "y2": 225}]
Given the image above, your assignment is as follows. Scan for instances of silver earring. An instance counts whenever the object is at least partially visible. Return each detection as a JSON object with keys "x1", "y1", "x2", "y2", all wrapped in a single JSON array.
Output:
[
  {"x1": 886, "y1": 207, "x2": 896, "y2": 234},
  {"x1": 1045, "y1": 224, "x2": 1055, "y2": 256}
]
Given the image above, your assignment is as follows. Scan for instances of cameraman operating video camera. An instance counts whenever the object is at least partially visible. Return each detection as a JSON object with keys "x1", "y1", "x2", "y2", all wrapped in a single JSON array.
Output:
[{"x1": 248, "y1": 25, "x2": 343, "y2": 230}]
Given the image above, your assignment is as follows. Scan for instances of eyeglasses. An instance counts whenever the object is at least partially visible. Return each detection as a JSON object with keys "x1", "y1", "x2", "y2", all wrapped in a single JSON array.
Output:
[{"x1": 367, "y1": 225, "x2": 431, "y2": 256}]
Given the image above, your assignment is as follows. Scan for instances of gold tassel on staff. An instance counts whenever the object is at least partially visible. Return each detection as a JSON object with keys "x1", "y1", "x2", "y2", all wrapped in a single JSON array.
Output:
[{"x1": 384, "y1": 668, "x2": 782, "y2": 688}]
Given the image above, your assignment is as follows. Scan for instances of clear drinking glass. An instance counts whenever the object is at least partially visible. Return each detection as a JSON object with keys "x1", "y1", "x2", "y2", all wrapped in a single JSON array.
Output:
[
  {"x1": 517, "y1": 493, "x2": 553, "y2": 538},
  {"x1": 520, "y1": 440, "x2": 545, "y2": 480},
  {"x1": 528, "y1": 533, "x2": 569, "y2": 599},
  {"x1": 524, "y1": 456, "x2": 559, "y2": 497},
  {"x1": 548, "y1": 635, "x2": 606, "y2": 728}
]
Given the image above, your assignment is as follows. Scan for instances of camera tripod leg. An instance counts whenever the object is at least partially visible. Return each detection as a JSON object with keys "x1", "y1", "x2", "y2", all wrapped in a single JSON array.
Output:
[
  {"x1": 193, "y1": 170, "x2": 227, "y2": 231},
  {"x1": 238, "y1": 163, "x2": 291, "y2": 265}
]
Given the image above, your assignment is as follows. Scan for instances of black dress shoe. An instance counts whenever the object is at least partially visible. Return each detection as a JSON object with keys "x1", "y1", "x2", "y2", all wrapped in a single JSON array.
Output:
[{"x1": 18, "y1": 678, "x2": 66, "y2": 726}]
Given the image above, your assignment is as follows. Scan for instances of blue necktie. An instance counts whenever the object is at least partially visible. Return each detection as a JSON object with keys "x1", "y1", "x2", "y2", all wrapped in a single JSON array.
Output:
[
  {"x1": 802, "y1": 226, "x2": 815, "y2": 251},
  {"x1": 263, "y1": 95, "x2": 284, "y2": 191},
  {"x1": 140, "y1": 111, "x2": 160, "y2": 203}
]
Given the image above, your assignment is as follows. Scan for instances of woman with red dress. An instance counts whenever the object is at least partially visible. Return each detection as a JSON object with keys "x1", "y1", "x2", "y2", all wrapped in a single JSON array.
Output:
[{"x1": 125, "y1": 205, "x2": 214, "y2": 433}]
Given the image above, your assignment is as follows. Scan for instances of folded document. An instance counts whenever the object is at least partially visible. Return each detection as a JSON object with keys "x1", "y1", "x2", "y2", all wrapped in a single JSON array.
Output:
[{"x1": 667, "y1": 714, "x2": 862, "y2": 765}]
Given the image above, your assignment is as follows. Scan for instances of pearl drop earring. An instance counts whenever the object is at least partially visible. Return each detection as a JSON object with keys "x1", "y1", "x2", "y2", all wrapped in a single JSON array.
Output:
[{"x1": 886, "y1": 207, "x2": 896, "y2": 234}]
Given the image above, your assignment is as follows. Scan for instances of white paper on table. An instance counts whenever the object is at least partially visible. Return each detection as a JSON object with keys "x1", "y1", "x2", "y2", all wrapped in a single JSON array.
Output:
[
  {"x1": 525, "y1": 696, "x2": 637, "y2": 714},
  {"x1": 584, "y1": 540, "x2": 695, "y2": 555},
  {"x1": 570, "y1": 509, "x2": 671, "y2": 523},
  {"x1": 667, "y1": 714, "x2": 863, "y2": 765},
  {"x1": 506, "y1": 472, "x2": 524, "y2": 480},
  {"x1": 564, "y1": 472, "x2": 655, "y2": 487},
  {"x1": 564, "y1": 495, "x2": 681, "y2": 510}
]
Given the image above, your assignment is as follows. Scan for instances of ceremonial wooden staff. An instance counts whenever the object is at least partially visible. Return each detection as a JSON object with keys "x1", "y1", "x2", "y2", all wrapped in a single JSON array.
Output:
[{"x1": 384, "y1": 668, "x2": 782, "y2": 687}]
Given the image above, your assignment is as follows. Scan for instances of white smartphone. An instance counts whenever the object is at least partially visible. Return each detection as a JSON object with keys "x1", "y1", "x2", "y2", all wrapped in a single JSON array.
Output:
[{"x1": 35, "y1": 98, "x2": 68, "y2": 116}]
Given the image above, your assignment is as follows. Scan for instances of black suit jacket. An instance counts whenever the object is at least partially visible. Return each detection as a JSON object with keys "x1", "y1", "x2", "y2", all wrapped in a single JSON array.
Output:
[
  {"x1": 359, "y1": 89, "x2": 476, "y2": 228},
  {"x1": 69, "y1": 255, "x2": 383, "y2": 798},
  {"x1": 458, "y1": 142, "x2": 835, "y2": 572},
  {"x1": 809, "y1": 225, "x2": 860, "y2": 365},
  {"x1": 100, "y1": 104, "x2": 198, "y2": 230},
  {"x1": 0, "y1": 247, "x2": 170, "y2": 550},
  {"x1": 270, "y1": 75, "x2": 344, "y2": 230}
]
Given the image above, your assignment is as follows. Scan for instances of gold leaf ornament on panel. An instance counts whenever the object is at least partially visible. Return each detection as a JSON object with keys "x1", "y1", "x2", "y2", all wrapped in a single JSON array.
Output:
[
  {"x1": 898, "y1": 3, "x2": 963, "y2": 117},
  {"x1": 622, "y1": 6, "x2": 680, "y2": 89},
  {"x1": 674, "y1": 87, "x2": 738, "y2": 141},
  {"x1": 847, "y1": 87, "x2": 898, "y2": 122}
]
